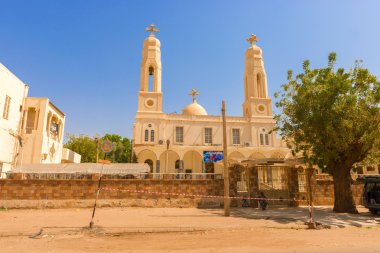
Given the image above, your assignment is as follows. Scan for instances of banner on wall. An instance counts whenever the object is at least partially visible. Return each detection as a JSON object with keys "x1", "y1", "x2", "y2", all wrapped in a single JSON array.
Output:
[{"x1": 203, "y1": 151, "x2": 224, "y2": 163}]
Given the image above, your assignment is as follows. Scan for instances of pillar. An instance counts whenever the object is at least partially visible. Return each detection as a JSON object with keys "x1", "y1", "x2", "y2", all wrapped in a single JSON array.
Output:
[
  {"x1": 248, "y1": 166, "x2": 259, "y2": 208},
  {"x1": 228, "y1": 165, "x2": 239, "y2": 207}
]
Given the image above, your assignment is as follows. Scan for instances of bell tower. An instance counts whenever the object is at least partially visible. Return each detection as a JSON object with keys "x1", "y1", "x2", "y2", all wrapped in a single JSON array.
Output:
[
  {"x1": 138, "y1": 24, "x2": 163, "y2": 113},
  {"x1": 242, "y1": 34, "x2": 272, "y2": 117}
]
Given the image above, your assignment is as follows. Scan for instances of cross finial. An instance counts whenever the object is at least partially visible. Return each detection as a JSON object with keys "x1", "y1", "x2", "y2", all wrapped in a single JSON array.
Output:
[
  {"x1": 189, "y1": 88, "x2": 200, "y2": 103},
  {"x1": 146, "y1": 24, "x2": 159, "y2": 36},
  {"x1": 247, "y1": 34, "x2": 259, "y2": 46}
]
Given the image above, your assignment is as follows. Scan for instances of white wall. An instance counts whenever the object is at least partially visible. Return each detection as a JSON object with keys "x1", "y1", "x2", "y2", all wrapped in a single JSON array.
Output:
[{"x1": 0, "y1": 64, "x2": 28, "y2": 172}]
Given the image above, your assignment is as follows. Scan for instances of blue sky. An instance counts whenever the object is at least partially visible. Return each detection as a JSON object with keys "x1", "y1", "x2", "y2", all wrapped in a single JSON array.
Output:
[{"x1": 1, "y1": 0, "x2": 379, "y2": 139}]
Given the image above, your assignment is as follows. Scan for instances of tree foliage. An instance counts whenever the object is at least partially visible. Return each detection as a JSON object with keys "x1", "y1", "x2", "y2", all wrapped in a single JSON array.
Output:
[
  {"x1": 64, "y1": 133, "x2": 133, "y2": 163},
  {"x1": 275, "y1": 53, "x2": 380, "y2": 213}
]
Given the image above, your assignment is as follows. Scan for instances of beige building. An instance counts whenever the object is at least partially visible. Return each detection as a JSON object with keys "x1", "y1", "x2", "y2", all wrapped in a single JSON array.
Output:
[
  {"x1": 19, "y1": 97, "x2": 66, "y2": 165},
  {"x1": 0, "y1": 63, "x2": 80, "y2": 175},
  {"x1": 133, "y1": 26, "x2": 292, "y2": 175}
]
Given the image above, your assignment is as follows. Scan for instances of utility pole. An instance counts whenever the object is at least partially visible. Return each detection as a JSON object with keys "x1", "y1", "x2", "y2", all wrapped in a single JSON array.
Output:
[
  {"x1": 130, "y1": 139, "x2": 134, "y2": 162},
  {"x1": 95, "y1": 137, "x2": 99, "y2": 169},
  {"x1": 222, "y1": 100, "x2": 230, "y2": 216},
  {"x1": 166, "y1": 139, "x2": 170, "y2": 175}
]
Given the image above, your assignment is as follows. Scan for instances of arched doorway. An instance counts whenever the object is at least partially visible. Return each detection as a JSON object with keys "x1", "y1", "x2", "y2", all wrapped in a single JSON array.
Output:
[
  {"x1": 159, "y1": 150, "x2": 180, "y2": 174},
  {"x1": 144, "y1": 159, "x2": 154, "y2": 173},
  {"x1": 183, "y1": 151, "x2": 203, "y2": 174},
  {"x1": 137, "y1": 149, "x2": 157, "y2": 173}
]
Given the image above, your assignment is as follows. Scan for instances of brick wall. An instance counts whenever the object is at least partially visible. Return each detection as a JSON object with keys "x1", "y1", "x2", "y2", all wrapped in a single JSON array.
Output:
[
  {"x1": 0, "y1": 179, "x2": 224, "y2": 208},
  {"x1": 0, "y1": 176, "x2": 365, "y2": 208}
]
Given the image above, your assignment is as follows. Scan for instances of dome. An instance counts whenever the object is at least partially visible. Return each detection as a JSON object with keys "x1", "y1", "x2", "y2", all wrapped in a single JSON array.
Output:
[
  {"x1": 246, "y1": 44, "x2": 262, "y2": 55},
  {"x1": 252, "y1": 44, "x2": 262, "y2": 54},
  {"x1": 182, "y1": 101, "x2": 208, "y2": 116},
  {"x1": 144, "y1": 35, "x2": 161, "y2": 47}
]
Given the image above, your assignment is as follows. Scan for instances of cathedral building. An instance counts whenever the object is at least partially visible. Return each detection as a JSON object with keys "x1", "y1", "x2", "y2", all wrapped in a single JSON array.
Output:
[{"x1": 133, "y1": 25, "x2": 291, "y2": 175}]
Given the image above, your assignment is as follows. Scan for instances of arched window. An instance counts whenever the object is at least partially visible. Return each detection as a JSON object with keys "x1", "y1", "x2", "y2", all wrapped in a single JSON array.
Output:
[
  {"x1": 150, "y1": 129, "x2": 155, "y2": 142},
  {"x1": 148, "y1": 66, "x2": 154, "y2": 92},
  {"x1": 257, "y1": 73, "x2": 263, "y2": 98},
  {"x1": 144, "y1": 129, "x2": 149, "y2": 142},
  {"x1": 259, "y1": 128, "x2": 270, "y2": 146},
  {"x1": 175, "y1": 160, "x2": 180, "y2": 170},
  {"x1": 245, "y1": 76, "x2": 248, "y2": 100},
  {"x1": 144, "y1": 159, "x2": 154, "y2": 173}
]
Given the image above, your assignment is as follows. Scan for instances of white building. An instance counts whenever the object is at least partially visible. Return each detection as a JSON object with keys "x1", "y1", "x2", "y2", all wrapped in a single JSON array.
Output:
[
  {"x1": 133, "y1": 26, "x2": 292, "y2": 175},
  {"x1": 0, "y1": 63, "x2": 29, "y2": 173},
  {"x1": 0, "y1": 63, "x2": 80, "y2": 175}
]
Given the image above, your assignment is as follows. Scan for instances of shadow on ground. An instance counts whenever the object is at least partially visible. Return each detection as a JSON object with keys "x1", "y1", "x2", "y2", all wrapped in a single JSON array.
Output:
[{"x1": 205, "y1": 206, "x2": 380, "y2": 228}]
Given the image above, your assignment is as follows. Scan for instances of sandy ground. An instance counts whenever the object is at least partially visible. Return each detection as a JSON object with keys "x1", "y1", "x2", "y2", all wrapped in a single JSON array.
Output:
[{"x1": 0, "y1": 206, "x2": 379, "y2": 253}]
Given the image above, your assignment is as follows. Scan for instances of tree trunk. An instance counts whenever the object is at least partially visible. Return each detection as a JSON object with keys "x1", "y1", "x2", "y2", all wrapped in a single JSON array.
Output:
[{"x1": 331, "y1": 165, "x2": 358, "y2": 213}]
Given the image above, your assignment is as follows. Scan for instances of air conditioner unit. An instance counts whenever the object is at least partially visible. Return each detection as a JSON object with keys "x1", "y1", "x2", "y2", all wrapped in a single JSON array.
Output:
[
  {"x1": 244, "y1": 142, "x2": 251, "y2": 147},
  {"x1": 158, "y1": 140, "x2": 164, "y2": 145}
]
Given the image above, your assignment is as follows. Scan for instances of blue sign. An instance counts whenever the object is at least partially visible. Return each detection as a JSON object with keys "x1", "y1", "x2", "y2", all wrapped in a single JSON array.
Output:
[{"x1": 203, "y1": 151, "x2": 224, "y2": 163}]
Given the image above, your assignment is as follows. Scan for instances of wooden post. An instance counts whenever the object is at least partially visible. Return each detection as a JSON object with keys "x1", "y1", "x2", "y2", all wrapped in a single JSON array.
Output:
[
  {"x1": 306, "y1": 166, "x2": 316, "y2": 229},
  {"x1": 222, "y1": 101, "x2": 230, "y2": 216}
]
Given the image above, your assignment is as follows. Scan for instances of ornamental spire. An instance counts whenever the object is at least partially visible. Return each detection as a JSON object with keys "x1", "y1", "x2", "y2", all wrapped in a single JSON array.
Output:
[
  {"x1": 146, "y1": 24, "x2": 159, "y2": 36},
  {"x1": 246, "y1": 34, "x2": 259, "y2": 46},
  {"x1": 189, "y1": 88, "x2": 200, "y2": 103}
]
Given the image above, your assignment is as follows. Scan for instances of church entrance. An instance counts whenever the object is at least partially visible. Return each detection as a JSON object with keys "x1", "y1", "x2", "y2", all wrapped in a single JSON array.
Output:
[
  {"x1": 205, "y1": 163, "x2": 214, "y2": 173},
  {"x1": 144, "y1": 159, "x2": 154, "y2": 173},
  {"x1": 256, "y1": 165, "x2": 290, "y2": 206},
  {"x1": 205, "y1": 163, "x2": 214, "y2": 179}
]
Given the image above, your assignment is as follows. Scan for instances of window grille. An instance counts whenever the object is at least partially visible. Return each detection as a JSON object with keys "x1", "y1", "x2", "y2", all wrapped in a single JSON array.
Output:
[
  {"x1": 232, "y1": 128, "x2": 240, "y2": 144},
  {"x1": 176, "y1": 126, "x2": 184, "y2": 143}
]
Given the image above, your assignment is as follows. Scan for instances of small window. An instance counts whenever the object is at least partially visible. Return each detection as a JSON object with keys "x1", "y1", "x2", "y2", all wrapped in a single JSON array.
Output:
[
  {"x1": 204, "y1": 128, "x2": 212, "y2": 144},
  {"x1": 150, "y1": 130, "x2": 155, "y2": 142},
  {"x1": 176, "y1": 126, "x2": 184, "y2": 143},
  {"x1": 144, "y1": 129, "x2": 149, "y2": 142},
  {"x1": 232, "y1": 128, "x2": 240, "y2": 145},
  {"x1": 3, "y1": 95, "x2": 11, "y2": 120}
]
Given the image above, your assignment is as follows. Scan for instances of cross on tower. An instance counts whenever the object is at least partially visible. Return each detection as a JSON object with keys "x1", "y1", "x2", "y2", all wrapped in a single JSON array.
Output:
[
  {"x1": 247, "y1": 34, "x2": 259, "y2": 46},
  {"x1": 146, "y1": 24, "x2": 159, "y2": 35},
  {"x1": 189, "y1": 88, "x2": 200, "y2": 103}
]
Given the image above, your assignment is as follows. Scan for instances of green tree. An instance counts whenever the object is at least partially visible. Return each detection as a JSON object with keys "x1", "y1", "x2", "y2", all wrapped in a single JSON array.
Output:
[
  {"x1": 64, "y1": 134, "x2": 97, "y2": 162},
  {"x1": 101, "y1": 134, "x2": 131, "y2": 163},
  {"x1": 275, "y1": 53, "x2": 380, "y2": 213},
  {"x1": 64, "y1": 133, "x2": 133, "y2": 163}
]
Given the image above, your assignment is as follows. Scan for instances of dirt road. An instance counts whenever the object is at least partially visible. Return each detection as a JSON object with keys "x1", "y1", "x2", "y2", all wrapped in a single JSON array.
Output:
[{"x1": 1, "y1": 207, "x2": 379, "y2": 252}]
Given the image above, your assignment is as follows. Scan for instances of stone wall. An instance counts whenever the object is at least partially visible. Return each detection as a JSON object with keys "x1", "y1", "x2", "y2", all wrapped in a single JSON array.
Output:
[
  {"x1": 311, "y1": 179, "x2": 363, "y2": 206},
  {"x1": 0, "y1": 173, "x2": 366, "y2": 209},
  {"x1": 0, "y1": 178, "x2": 224, "y2": 209}
]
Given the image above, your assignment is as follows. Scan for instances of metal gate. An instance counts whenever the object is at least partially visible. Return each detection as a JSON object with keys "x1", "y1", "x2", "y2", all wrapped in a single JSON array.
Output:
[{"x1": 257, "y1": 165, "x2": 290, "y2": 206}]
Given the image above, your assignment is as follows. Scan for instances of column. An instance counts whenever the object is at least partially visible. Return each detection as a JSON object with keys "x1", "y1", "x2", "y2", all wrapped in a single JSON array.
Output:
[
  {"x1": 228, "y1": 165, "x2": 239, "y2": 207},
  {"x1": 248, "y1": 166, "x2": 259, "y2": 208}
]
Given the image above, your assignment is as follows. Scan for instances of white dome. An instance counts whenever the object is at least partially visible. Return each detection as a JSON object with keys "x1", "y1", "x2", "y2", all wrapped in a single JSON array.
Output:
[{"x1": 182, "y1": 101, "x2": 208, "y2": 116}]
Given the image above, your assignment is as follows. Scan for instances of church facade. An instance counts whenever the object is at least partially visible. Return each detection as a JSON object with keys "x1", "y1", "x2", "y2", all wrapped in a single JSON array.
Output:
[{"x1": 133, "y1": 25, "x2": 291, "y2": 175}]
